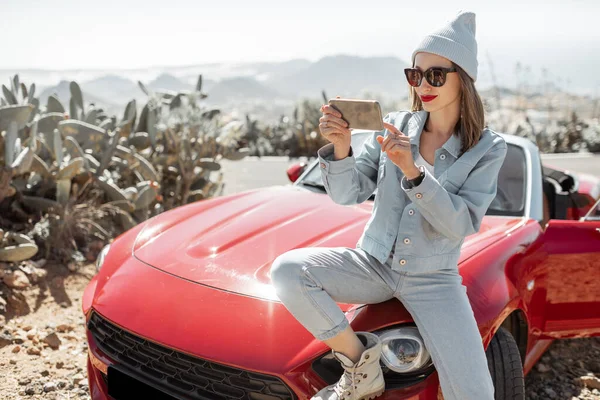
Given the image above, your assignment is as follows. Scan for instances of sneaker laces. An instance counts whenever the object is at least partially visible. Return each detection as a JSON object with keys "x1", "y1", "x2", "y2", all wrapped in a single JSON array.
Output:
[{"x1": 332, "y1": 363, "x2": 365, "y2": 400}]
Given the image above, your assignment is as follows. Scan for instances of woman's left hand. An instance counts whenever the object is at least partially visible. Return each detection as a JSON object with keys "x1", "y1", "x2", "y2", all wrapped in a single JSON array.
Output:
[{"x1": 377, "y1": 122, "x2": 416, "y2": 174}]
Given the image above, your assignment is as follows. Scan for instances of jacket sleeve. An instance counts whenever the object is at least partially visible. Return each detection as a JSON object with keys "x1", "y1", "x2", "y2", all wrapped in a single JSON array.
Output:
[
  {"x1": 317, "y1": 113, "x2": 396, "y2": 205},
  {"x1": 401, "y1": 139, "x2": 508, "y2": 240}
]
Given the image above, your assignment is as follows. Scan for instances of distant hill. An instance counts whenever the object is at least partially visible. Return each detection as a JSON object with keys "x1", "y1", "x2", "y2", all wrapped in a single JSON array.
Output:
[
  {"x1": 241, "y1": 59, "x2": 313, "y2": 81},
  {"x1": 38, "y1": 80, "x2": 119, "y2": 113},
  {"x1": 268, "y1": 55, "x2": 410, "y2": 99},
  {"x1": 81, "y1": 74, "x2": 138, "y2": 106},
  {"x1": 148, "y1": 73, "x2": 193, "y2": 92},
  {"x1": 207, "y1": 77, "x2": 280, "y2": 103},
  {"x1": 1, "y1": 55, "x2": 411, "y2": 108},
  {"x1": 176, "y1": 59, "x2": 311, "y2": 85},
  {"x1": 479, "y1": 87, "x2": 518, "y2": 98},
  {"x1": 5, "y1": 54, "x2": 592, "y2": 122}
]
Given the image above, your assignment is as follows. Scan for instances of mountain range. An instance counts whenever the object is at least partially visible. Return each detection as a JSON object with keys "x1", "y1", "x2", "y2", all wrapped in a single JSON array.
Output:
[
  {"x1": 0, "y1": 54, "x2": 587, "y2": 121},
  {"x1": 1, "y1": 56, "x2": 412, "y2": 112}
]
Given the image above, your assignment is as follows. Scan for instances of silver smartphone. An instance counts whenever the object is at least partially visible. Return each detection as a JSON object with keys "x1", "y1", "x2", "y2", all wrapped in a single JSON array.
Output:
[{"x1": 328, "y1": 99, "x2": 384, "y2": 131}]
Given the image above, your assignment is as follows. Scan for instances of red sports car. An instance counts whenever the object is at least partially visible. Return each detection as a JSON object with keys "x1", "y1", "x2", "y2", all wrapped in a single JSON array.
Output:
[{"x1": 82, "y1": 131, "x2": 600, "y2": 400}]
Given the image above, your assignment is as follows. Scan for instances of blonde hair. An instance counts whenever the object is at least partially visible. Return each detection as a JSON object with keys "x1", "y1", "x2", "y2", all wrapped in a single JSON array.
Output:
[{"x1": 408, "y1": 63, "x2": 485, "y2": 156}]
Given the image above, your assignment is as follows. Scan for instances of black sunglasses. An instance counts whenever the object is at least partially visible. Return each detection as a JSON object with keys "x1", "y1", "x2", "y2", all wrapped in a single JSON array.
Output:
[{"x1": 404, "y1": 66, "x2": 457, "y2": 87}]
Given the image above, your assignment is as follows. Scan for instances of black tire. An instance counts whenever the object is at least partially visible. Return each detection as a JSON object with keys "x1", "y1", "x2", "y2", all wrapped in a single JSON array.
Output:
[{"x1": 486, "y1": 326, "x2": 525, "y2": 400}]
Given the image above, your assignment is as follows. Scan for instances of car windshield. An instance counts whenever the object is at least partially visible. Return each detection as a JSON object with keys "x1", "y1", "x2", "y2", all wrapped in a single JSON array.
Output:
[
  {"x1": 584, "y1": 198, "x2": 600, "y2": 220},
  {"x1": 297, "y1": 131, "x2": 527, "y2": 217}
]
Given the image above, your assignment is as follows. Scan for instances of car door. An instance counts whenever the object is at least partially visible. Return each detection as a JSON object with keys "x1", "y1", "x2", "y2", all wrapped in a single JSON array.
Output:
[{"x1": 526, "y1": 198, "x2": 600, "y2": 339}]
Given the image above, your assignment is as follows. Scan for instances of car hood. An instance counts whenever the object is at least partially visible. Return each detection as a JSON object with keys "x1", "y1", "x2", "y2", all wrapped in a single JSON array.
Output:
[
  {"x1": 133, "y1": 186, "x2": 523, "y2": 301},
  {"x1": 89, "y1": 253, "x2": 415, "y2": 375}
]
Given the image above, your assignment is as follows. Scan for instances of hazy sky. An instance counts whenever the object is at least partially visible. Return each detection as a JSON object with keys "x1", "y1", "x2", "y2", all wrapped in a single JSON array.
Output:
[{"x1": 1, "y1": 0, "x2": 599, "y2": 92}]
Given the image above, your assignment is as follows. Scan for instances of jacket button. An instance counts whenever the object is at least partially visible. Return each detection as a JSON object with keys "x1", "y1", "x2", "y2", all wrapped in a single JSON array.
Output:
[
  {"x1": 408, "y1": 209, "x2": 414, "y2": 216},
  {"x1": 320, "y1": 162, "x2": 326, "y2": 169},
  {"x1": 440, "y1": 154, "x2": 446, "y2": 160},
  {"x1": 403, "y1": 238, "x2": 410, "y2": 244},
  {"x1": 415, "y1": 193, "x2": 423, "y2": 199},
  {"x1": 399, "y1": 259, "x2": 407, "y2": 265}
]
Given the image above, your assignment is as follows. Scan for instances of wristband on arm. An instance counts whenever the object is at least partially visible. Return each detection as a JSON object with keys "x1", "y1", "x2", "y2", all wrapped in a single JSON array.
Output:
[{"x1": 405, "y1": 165, "x2": 426, "y2": 189}]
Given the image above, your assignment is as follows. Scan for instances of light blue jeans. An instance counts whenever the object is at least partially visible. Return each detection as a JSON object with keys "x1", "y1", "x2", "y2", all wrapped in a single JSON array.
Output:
[{"x1": 270, "y1": 246, "x2": 495, "y2": 400}]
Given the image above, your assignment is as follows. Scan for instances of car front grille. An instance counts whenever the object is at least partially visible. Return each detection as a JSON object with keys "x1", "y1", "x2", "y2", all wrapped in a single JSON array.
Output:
[{"x1": 87, "y1": 312, "x2": 296, "y2": 400}]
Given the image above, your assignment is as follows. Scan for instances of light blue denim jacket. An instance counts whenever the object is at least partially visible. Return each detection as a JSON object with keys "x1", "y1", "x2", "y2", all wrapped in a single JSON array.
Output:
[{"x1": 317, "y1": 110, "x2": 508, "y2": 273}]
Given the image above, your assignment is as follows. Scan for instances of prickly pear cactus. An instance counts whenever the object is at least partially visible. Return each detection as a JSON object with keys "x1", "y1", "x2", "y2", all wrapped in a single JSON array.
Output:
[
  {"x1": 1, "y1": 100, "x2": 35, "y2": 204},
  {"x1": 134, "y1": 73, "x2": 249, "y2": 210},
  {"x1": 0, "y1": 73, "x2": 254, "y2": 265},
  {"x1": 0, "y1": 229, "x2": 39, "y2": 262}
]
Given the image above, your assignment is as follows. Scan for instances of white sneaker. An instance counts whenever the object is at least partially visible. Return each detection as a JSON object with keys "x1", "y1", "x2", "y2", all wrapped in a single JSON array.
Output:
[{"x1": 311, "y1": 332, "x2": 386, "y2": 400}]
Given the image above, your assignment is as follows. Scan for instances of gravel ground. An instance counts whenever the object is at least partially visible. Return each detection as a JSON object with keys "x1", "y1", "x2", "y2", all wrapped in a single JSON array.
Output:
[
  {"x1": 525, "y1": 338, "x2": 600, "y2": 399},
  {"x1": 1, "y1": 261, "x2": 94, "y2": 400}
]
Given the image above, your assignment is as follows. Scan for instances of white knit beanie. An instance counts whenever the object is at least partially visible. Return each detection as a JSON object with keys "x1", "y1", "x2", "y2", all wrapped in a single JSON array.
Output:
[{"x1": 411, "y1": 10, "x2": 478, "y2": 81}]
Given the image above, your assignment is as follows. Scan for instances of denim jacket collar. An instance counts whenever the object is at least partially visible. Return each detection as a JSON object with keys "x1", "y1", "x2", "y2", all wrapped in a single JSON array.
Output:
[{"x1": 407, "y1": 110, "x2": 462, "y2": 159}]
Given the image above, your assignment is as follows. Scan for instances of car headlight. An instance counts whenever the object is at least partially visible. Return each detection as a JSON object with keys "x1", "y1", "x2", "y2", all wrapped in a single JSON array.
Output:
[
  {"x1": 374, "y1": 326, "x2": 432, "y2": 373},
  {"x1": 95, "y1": 244, "x2": 111, "y2": 272}
]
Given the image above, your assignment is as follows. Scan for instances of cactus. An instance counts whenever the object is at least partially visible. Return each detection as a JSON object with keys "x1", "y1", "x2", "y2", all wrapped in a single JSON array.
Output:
[
  {"x1": 84, "y1": 108, "x2": 99, "y2": 125},
  {"x1": 69, "y1": 81, "x2": 84, "y2": 119},
  {"x1": 28, "y1": 83, "x2": 36, "y2": 104},
  {"x1": 11, "y1": 147, "x2": 34, "y2": 175},
  {"x1": 0, "y1": 73, "x2": 260, "y2": 265},
  {"x1": 96, "y1": 131, "x2": 119, "y2": 176},
  {"x1": 36, "y1": 112, "x2": 66, "y2": 136},
  {"x1": 30, "y1": 154, "x2": 51, "y2": 178},
  {"x1": 118, "y1": 99, "x2": 137, "y2": 138},
  {"x1": 114, "y1": 145, "x2": 159, "y2": 182},
  {"x1": 127, "y1": 132, "x2": 151, "y2": 150},
  {"x1": 0, "y1": 230, "x2": 39, "y2": 262},
  {"x1": 3, "y1": 121, "x2": 19, "y2": 166},
  {"x1": 47, "y1": 95, "x2": 65, "y2": 114},
  {"x1": 137, "y1": 75, "x2": 237, "y2": 208},
  {"x1": 58, "y1": 119, "x2": 107, "y2": 149},
  {"x1": 2, "y1": 85, "x2": 18, "y2": 105},
  {"x1": 0, "y1": 78, "x2": 115, "y2": 263},
  {"x1": 56, "y1": 157, "x2": 84, "y2": 180},
  {"x1": 64, "y1": 136, "x2": 88, "y2": 168},
  {"x1": 0, "y1": 104, "x2": 35, "y2": 132},
  {"x1": 97, "y1": 177, "x2": 128, "y2": 202},
  {"x1": 1, "y1": 75, "x2": 37, "y2": 108},
  {"x1": 0, "y1": 103, "x2": 36, "y2": 201},
  {"x1": 134, "y1": 182, "x2": 159, "y2": 210}
]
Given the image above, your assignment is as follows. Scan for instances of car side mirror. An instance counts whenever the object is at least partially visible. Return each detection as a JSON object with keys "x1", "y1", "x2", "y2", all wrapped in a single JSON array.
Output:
[{"x1": 287, "y1": 162, "x2": 308, "y2": 183}]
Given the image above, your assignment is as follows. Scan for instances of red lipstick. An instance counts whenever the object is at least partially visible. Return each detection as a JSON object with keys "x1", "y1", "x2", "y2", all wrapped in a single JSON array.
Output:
[{"x1": 420, "y1": 95, "x2": 437, "y2": 103}]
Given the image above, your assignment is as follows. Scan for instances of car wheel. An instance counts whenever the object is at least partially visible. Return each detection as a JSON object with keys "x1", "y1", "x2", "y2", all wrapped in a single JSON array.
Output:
[{"x1": 486, "y1": 326, "x2": 525, "y2": 400}]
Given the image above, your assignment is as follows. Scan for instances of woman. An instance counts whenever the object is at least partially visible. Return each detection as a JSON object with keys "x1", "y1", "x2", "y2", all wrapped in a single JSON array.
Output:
[{"x1": 270, "y1": 10, "x2": 507, "y2": 400}]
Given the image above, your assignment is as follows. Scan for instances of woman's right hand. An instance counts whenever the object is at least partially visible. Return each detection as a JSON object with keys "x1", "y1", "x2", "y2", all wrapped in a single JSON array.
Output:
[{"x1": 319, "y1": 102, "x2": 351, "y2": 147}]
